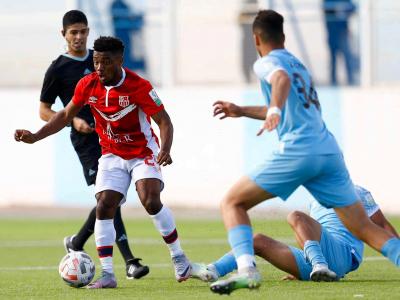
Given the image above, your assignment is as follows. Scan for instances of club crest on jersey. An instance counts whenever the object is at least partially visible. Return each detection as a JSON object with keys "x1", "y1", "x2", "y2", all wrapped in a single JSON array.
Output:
[
  {"x1": 119, "y1": 96, "x2": 130, "y2": 108},
  {"x1": 149, "y1": 89, "x2": 162, "y2": 106},
  {"x1": 88, "y1": 96, "x2": 97, "y2": 103}
]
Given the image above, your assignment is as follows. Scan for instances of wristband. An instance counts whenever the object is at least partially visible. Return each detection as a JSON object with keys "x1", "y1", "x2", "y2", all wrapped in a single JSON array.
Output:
[{"x1": 267, "y1": 106, "x2": 281, "y2": 118}]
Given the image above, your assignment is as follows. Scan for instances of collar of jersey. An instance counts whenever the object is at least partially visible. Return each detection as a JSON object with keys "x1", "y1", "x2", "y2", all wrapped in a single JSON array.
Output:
[
  {"x1": 268, "y1": 48, "x2": 288, "y2": 56},
  {"x1": 62, "y1": 50, "x2": 90, "y2": 61},
  {"x1": 105, "y1": 68, "x2": 126, "y2": 89}
]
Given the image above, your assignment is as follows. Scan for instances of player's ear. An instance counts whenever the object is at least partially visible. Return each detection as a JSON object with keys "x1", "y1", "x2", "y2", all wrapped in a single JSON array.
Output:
[
  {"x1": 61, "y1": 29, "x2": 65, "y2": 37},
  {"x1": 253, "y1": 34, "x2": 261, "y2": 47}
]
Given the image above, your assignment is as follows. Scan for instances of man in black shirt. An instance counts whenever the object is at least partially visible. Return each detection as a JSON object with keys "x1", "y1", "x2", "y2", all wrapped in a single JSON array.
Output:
[{"x1": 39, "y1": 10, "x2": 149, "y2": 280}]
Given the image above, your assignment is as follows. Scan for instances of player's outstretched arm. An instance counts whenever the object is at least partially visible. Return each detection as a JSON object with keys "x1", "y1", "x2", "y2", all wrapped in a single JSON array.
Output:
[
  {"x1": 39, "y1": 102, "x2": 57, "y2": 121},
  {"x1": 370, "y1": 210, "x2": 399, "y2": 238},
  {"x1": 213, "y1": 101, "x2": 267, "y2": 120},
  {"x1": 152, "y1": 109, "x2": 173, "y2": 166},
  {"x1": 15, "y1": 101, "x2": 82, "y2": 144},
  {"x1": 40, "y1": 102, "x2": 93, "y2": 134},
  {"x1": 257, "y1": 70, "x2": 290, "y2": 135}
]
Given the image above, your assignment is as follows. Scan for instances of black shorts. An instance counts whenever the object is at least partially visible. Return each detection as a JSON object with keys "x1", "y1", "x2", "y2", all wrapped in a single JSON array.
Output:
[{"x1": 70, "y1": 130, "x2": 102, "y2": 186}]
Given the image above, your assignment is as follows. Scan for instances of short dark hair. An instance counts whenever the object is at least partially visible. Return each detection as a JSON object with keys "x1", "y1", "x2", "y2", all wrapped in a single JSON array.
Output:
[
  {"x1": 93, "y1": 36, "x2": 125, "y2": 56},
  {"x1": 252, "y1": 10, "x2": 284, "y2": 44},
  {"x1": 62, "y1": 10, "x2": 88, "y2": 31}
]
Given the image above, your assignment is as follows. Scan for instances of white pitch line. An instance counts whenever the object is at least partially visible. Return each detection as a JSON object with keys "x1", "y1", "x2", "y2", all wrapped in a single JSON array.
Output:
[
  {"x1": 0, "y1": 257, "x2": 386, "y2": 272},
  {"x1": 0, "y1": 263, "x2": 171, "y2": 272},
  {"x1": 363, "y1": 256, "x2": 385, "y2": 261},
  {"x1": 0, "y1": 237, "x2": 297, "y2": 248}
]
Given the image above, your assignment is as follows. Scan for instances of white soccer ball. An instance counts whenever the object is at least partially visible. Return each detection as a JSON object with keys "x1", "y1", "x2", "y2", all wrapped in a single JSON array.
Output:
[{"x1": 58, "y1": 251, "x2": 95, "y2": 288}]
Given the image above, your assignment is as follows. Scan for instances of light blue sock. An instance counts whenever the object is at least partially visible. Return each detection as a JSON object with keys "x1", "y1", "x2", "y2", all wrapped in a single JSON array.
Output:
[
  {"x1": 212, "y1": 252, "x2": 237, "y2": 277},
  {"x1": 304, "y1": 240, "x2": 328, "y2": 267},
  {"x1": 381, "y1": 237, "x2": 400, "y2": 266},
  {"x1": 228, "y1": 224, "x2": 255, "y2": 270}
]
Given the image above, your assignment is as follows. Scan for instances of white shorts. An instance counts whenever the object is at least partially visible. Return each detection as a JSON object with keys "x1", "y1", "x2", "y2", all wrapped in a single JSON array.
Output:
[{"x1": 95, "y1": 153, "x2": 164, "y2": 204}]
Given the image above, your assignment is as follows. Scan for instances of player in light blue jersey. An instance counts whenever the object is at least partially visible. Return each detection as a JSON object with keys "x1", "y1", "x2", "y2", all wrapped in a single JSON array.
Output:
[
  {"x1": 191, "y1": 186, "x2": 398, "y2": 288},
  {"x1": 210, "y1": 9, "x2": 400, "y2": 294}
]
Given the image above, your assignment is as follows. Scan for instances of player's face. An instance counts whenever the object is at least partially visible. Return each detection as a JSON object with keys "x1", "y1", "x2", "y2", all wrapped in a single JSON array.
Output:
[
  {"x1": 93, "y1": 51, "x2": 123, "y2": 86},
  {"x1": 63, "y1": 23, "x2": 89, "y2": 55}
]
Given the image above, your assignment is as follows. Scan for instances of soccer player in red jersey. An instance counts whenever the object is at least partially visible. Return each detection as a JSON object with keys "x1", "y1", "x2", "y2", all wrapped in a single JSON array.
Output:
[
  {"x1": 15, "y1": 36, "x2": 192, "y2": 289},
  {"x1": 41, "y1": 10, "x2": 148, "y2": 280}
]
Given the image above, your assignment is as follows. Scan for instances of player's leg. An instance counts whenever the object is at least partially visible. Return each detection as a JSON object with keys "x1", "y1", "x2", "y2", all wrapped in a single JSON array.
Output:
[
  {"x1": 287, "y1": 211, "x2": 337, "y2": 281},
  {"x1": 306, "y1": 154, "x2": 400, "y2": 268},
  {"x1": 212, "y1": 176, "x2": 271, "y2": 291},
  {"x1": 191, "y1": 251, "x2": 236, "y2": 282},
  {"x1": 253, "y1": 233, "x2": 303, "y2": 279},
  {"x1": 135, "y1": 178, "x2": 191, "y2": 282},
  {"x1": 64, "y1": 206, "x2": 96, "y2": 252},
  {"x1": 338, "y1": 27, "x2": 355, "y2": 85},
  {"x1": 220, "y1": 176, "x2": 272, "y2": 269},
  {"x1": 317, "y1": 227, "x2": 356, "y2": 280},
  {"x1": 211, "y1": 155, "x2": 308, "y2": 294},
  {"x1": 87, "y1": 154, "x2": 131, "y2": 289},
  {"x1": 209, "y1": 233, "x2": 310, "y2": 294},
  {"x1": 113, "y1": 207, "x2": 150, "y2": 279},
  {"x1": 334, "y1": 203, "x2": 400, "y2": 267},
  {"x1": 65, "y1": 132, "x2": 100, "y2": 252},
  {"x1": 193, "y1": 233, "x2": 306, "y2": 283},
  {"x1": 87, "y1": 190, "x2": 122, "y2": 289},
  {"x1": 326, "y1": 26, "x2": 338, "y2": 85},
  {"x1": 131, "y1": 155, "x2": 191, "y2": 282}
]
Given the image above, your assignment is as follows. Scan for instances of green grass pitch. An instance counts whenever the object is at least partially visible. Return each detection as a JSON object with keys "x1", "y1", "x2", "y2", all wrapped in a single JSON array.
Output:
[{"x1": 0, "y1": 216, "x2": 399, "y2": 299}]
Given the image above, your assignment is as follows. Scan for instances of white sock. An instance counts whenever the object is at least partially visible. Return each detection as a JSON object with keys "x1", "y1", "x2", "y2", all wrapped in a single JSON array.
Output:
[
  {"x1": 150, "y1": 205, "x2": 183, "y2": 257},
  {"x1": 94, "y1": 219, "x2": 116, "y2": 274},
  {"x1": 236, "y1": 254, "x2": 256, "y2": 272}
]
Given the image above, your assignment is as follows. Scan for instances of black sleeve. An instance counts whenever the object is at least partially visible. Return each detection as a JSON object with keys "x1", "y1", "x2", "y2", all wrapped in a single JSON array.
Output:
[{"x1": 40, "y1": 63, "x2": 60, "y2": 104}]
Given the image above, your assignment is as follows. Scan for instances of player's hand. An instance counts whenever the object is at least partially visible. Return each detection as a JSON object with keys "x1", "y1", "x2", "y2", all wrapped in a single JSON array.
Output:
[
  {"x1": 213, "y1": 101, "x2": 242, "y2": 119},
  {"x1": 157, "y1": 150, "x2": 173, "y2": 166},
  {"x1": 282, "y1": 274, "x2": 297, "y2": 281},
  {"x1": 257, "y1": 114, "x2": 281, "y2": 136},
  {"x1": 72, "y1": 117, "x2": 94, "y2": 134},
  {"x1": 14, "y1": 129, "x2": 37, "y2": 144}
]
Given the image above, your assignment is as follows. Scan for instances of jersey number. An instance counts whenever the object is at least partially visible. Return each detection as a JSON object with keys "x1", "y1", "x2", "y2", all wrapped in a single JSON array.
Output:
[
  {"x1": 144, "y1": 156, "x2": 155, "y2": 166},
  {"x1": 292, "y1": 73, "x2": 320, "y2": 110}
]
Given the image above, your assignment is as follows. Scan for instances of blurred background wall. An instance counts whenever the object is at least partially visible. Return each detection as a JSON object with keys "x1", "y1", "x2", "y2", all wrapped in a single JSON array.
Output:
[{"x1": 1, "y1": 0, "x2": 399, "y2": 213}]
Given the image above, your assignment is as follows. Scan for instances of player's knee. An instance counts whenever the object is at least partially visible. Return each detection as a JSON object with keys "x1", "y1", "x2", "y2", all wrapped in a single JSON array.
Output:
[
  {"x1": 220, "y1": 196, "x2": 230, "y2": 211},
  {"x1": 346, "y1": 218, "x2": 370, "y2": 240},
  {"x1": 96, "y1": 198, "x2": 117, "y2": 219},
  {"x1": 140, "y1": 191, "x2": 162, "y2": 214},
  {"x1": 253, "y1": 233, "x2": 264, "y2": 254},
  {"x1": 287, "y1": 211, "x2": 306, "y2": 227},
  {"x1": 220, "y1": 194, "x2": 244, "y2": 211}
]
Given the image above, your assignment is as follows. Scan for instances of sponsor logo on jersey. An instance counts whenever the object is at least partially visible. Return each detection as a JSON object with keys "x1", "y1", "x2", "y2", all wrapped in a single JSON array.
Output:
[
  {"x1": 102, "y1": 126, "x2": 134, "y2": 144},
  {"x1": 84, "y1": 68, "x2": 92, "y2": 75},
  {"x1": 119, "y1": 95, "x2": 130, "y2": 108},
  {"x1": 149, "y1": 89, "x2": 162, "y2": 106},
  {"x1": 88, "y1": 96, "x2": 97, "y2": 103},
  {"x1": 88, "y1": 169, "x2": 96, "y2": 176}
]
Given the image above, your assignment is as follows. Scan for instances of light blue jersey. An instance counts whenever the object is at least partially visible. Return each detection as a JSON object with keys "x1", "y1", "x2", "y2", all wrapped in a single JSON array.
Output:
[
  {"x1": 253, "y1": 49, "x2": 341, "y2": 156},
  {"x1": 310, "y1": 185, "x2": 379, "y2": 266},
  {"x1": 249, "y1": 49, "x2": 358, "y2": 207}
]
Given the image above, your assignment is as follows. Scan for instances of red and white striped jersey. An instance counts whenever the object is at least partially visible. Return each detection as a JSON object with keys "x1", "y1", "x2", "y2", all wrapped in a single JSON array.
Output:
[{"x1": 72, "y1": 68, "x2": 164, "y2": 160}]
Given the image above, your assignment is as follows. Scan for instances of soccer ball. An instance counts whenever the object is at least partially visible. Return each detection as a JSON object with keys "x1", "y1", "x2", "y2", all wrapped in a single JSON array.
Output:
[{"x1": 58, "y1": 251, "x2": 95, "y2": 288}]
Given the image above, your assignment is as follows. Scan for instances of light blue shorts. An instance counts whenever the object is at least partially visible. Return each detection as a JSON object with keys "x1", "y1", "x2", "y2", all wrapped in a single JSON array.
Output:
[
  {"x1": 248, "y1": 153, "x2": 358, "y2": 208},
  {"x1": 289, "y1": 228, "x2": 358, "y2": 280}
]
